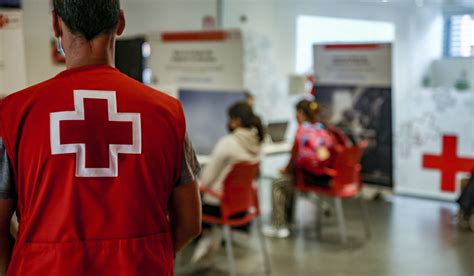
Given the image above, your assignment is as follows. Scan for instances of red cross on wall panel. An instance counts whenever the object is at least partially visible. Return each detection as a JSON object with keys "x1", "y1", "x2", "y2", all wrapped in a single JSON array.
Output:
[{"x1": 422, "y1": 135, "x2": 474, "y2": 193}]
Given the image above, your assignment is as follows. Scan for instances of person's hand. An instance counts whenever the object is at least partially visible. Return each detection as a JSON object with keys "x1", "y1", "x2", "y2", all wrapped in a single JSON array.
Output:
[{"x1": 10, "y1": 213, "x2": 18, "y2": 239}]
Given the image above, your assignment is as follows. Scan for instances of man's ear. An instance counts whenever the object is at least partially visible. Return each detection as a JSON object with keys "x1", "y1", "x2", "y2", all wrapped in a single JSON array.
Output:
[
  {"x1": 116, "y1": 10, "x2": 126, "y2": 36},
  {"x1": 52, "y1": 11, "x2": 61, "y2": 38}
]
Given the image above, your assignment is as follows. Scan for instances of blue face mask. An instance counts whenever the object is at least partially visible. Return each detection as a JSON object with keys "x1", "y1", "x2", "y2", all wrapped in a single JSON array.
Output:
[{"x1": 56, "y1": 37, "x2": 66, "y2": 57}]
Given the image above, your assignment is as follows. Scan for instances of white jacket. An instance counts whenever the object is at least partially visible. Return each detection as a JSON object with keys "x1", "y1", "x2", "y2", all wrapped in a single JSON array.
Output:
[{"x1": 200, "y1": 127, "x2": 262, "y2": 205}]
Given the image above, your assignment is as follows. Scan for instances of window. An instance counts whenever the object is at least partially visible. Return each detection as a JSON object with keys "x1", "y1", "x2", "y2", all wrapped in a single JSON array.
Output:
[
  {"x1": 445, "y1": 13, "x2": 474, "y2": 57},
  {"x1": 295, "y1": 16, "x2": 395, "y2": 74}
]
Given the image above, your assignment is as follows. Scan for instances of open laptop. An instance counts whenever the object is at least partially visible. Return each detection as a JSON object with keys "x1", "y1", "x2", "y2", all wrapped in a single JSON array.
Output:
[{"x1": 267, "y1": 122, "x2": 289, "y2": 143}]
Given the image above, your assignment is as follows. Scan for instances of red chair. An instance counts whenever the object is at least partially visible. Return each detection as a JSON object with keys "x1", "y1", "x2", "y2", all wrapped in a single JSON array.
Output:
[
  {"x1": 294, "y1": 142, "x2": 371, "y2": 244},
  {"x1": 200, "y1": 162, "x2": 271, "y2": 276}
]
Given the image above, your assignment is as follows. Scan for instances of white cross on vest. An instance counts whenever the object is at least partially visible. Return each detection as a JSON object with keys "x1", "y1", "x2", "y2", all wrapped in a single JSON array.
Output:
[{"x1": 50, "y1": 90, "x2": 142, "y2": 177}]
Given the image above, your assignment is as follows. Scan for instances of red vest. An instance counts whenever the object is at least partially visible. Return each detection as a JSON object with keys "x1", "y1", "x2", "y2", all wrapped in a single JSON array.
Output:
[{"x1": 0, "y1": 65, "x2": 185, "y2": 275}]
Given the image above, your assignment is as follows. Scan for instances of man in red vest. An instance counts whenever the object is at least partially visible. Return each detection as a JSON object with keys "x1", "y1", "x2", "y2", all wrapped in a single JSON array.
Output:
[{"x1": 0, "y1": 0, "x2": 202, "y2": 275}]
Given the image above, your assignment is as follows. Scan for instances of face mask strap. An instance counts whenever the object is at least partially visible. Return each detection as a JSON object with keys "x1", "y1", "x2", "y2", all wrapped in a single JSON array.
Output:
[
  {"x1": 56, "y1": 37, "x2": 65, "y2": 57},
  {"x1": 56, "y1": 15, "x2": 66, "y2": 57}
]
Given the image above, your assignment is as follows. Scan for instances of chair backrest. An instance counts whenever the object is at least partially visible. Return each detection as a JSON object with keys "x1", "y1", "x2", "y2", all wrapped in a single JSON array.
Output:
[
  {"x1": 331, "y1": 145, "x2": 365, "y2": 192},
  {"x1": 327, "y1": 127, "x2": 353, "y2": 148},
  {"x1": 221, "y1": 162, "x2": 260, "y2": 219}
]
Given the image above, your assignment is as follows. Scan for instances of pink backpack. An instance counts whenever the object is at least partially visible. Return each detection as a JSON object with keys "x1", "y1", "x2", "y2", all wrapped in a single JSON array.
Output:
[{"x1": 295, "y1": 122, "x2": 334, "y2": 175}]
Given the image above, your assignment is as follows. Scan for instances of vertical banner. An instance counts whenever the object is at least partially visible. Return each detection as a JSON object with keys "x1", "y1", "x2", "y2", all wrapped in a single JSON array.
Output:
[
  {"x1": 396, "y1": 88, "x2": 474, "y2": 201},
  {"x1": 147, "y1": 30, "x2": 245, "y2": 156},
  {"x1": 148, "y1": 29, "x2": 244, "y2": 93},
  {"x1": 0, "y1": 4, "x2": 27, "y2": 97},
  {"x1": 313, "y1": 43, "x2": 393, "y2": 187}
]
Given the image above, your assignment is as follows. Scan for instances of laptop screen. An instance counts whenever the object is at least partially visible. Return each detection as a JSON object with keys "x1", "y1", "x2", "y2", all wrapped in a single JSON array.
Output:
[{"x1": 267, "y1": 122, "x2": 289, "y2": 143}]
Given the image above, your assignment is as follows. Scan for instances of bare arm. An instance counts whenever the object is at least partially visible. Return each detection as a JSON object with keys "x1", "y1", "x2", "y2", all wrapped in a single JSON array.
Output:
[
  {"x1": 0, "y1": 199, "x2": 15, "y2": 275},
  {"x1": 169, "y1": 181, "x2": 201, "y2": 253}
]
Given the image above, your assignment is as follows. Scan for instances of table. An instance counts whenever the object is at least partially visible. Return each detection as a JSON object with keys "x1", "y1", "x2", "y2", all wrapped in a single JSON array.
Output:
[
  {"x1": 197, "y1": 141, "x2": 293, "y2": 166},
  {"x1": 263, "y1": 141, "x2": 293, "y2": 156}
]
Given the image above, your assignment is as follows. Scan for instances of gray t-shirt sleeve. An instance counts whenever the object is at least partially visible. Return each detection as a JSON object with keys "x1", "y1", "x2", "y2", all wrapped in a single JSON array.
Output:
[
  {"x1": 0, "y1": 138, "x2": 16, "y2": 199},
  {"x1": 176, "y1": 133, "x2": 201, "y2": 187}
]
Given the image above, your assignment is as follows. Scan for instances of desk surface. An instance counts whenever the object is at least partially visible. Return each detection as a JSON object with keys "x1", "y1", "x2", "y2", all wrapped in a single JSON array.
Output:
[
  {"x1": 263, "y1": 141, "x2": 293, "y2": 155},
  {"x1": 197, "y1": 141, "x2": 292, "y2": 165}
]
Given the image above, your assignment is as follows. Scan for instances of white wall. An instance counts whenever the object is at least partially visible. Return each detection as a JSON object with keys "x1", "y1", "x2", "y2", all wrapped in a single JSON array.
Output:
[
  {"x1": 122, "y1": 0, "x2": 216, "y2": 35},
  {"x1": 21, "y1": 0, "x2": 217, "y2": 86},
  {"x1": 222, "y1": 1, "x2": 443, "y2": 112},
  {"x1": 409, "y1": 7, "x2": 444, "y2": 93},
  {"x1": 22, "y1": 0, "x2": 64, "y2": 85},
  {"x1": 0, "y1": 9, "x2": 27, "y2": 96}
]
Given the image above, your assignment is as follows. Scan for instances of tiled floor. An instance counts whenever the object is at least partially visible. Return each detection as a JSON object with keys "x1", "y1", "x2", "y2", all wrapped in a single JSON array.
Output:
[{"x1": 176, "y1": 195, "x2": 474, "y2": 276}]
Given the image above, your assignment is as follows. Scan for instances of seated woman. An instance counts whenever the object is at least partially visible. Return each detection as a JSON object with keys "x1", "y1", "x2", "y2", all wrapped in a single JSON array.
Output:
[
  {"x1": 263, "y1": 99, "x2": 335, "y2": 238},
  {"x1": 191, "y1": 102, "x2": 264, "y2": 264}
]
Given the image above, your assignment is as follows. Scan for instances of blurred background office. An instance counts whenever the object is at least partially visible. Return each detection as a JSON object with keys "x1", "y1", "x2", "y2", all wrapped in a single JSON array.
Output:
[{"x1": 1, "y1": 0, "x2": 473, "y2": 275}]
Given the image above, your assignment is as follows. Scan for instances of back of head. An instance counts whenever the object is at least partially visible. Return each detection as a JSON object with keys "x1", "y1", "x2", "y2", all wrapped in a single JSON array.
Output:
[
  {"x1": 296, "y1": 99, "x2": 320, "y2": 123},
  {"x1": 228, "y1": 102, "x2": 265, "y2": 143},
  {"x1": 53, "y1": 0, "x2": 120, "y2": 41}
]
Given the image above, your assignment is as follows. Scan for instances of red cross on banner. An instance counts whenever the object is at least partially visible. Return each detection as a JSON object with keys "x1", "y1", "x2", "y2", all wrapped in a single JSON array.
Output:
[{"x1": 422, "y1": 135, "x2": 474, "y2": 193}]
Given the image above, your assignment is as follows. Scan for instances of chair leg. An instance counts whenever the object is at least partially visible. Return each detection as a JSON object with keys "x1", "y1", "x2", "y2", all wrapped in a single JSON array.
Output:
[
  {"x1": 292, "y1": 191, "x2": 299, "y2": 231},
  {"x1": 334, "y1": 198, "x2": 347, "y2": 244},
  {"x1": 256, "y1": 217, "x2": 272, "y2": 274},
  {"x1": 223, "y1": 226, "x2": 236, "y2": 276},
  {"x1": 315, "y1": 198, "x2": 323, "y2": 239},
  {"x1": 359, "y1": 197, "x2": 371, "y2": 239}
]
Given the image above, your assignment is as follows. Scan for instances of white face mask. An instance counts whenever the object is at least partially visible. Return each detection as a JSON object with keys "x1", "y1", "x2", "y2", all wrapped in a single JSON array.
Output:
[{"x1": 56, "y1": 36, "x2": 66, "y2": 57}]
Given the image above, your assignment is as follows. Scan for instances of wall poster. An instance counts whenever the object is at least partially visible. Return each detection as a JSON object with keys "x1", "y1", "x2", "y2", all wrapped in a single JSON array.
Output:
[{"x1": 313, "y1": 43, "x2": 393, "y2": 187}]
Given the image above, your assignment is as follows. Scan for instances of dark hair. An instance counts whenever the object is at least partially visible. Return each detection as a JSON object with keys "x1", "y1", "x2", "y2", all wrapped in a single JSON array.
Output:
[
  {"x1": 228, "y1": 102, "x2": 265, "y2": 143},
  {"x1": 53, "y1": 0, "x2": 120, "y2": 41},
  {"x1": 244, "y1": 91, "x2": 254, "y2": 100},
  {"x1": 296, "y1": 99, "x2": 320, "y2": 123}
]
